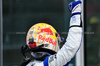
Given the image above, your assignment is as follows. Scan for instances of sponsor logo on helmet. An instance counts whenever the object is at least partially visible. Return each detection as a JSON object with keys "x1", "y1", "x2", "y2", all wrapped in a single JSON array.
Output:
[
  {"x1": 39, "y1": 35, "x2": 57, "y2": 46},
  {"x1": 38, "y1": 28, "x2": 54, "y2": 36}
]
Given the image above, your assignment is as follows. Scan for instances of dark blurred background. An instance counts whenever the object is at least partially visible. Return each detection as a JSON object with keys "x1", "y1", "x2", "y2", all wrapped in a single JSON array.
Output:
[
  {"x1": 3, "y1": 0, "x2": 74, "y2": 66},
  {"x1": 86, "y1": 0, "x2": 100, "y2": 66},
  {"x1": 3, "y1": 0, "x2": 100, "y2": 66}
]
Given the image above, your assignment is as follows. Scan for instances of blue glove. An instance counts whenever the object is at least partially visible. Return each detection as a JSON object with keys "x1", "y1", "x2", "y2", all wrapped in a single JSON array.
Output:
[{"x1": 69, "y1": 1, "x2": 82, "y2": 14}]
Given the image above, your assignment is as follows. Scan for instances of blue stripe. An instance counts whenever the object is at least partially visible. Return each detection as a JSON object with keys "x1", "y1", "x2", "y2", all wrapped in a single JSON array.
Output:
[
  {"x1": 71, "y1": 12, "x2": 81, "y2": 17},
  {"x1": 43, "y1": 55, "x2": 50, "y2": 66},
  {"x1": 76, "y1": 28, "x2": 83, "y2": 54},
  {"x1": 64, "y1": 61, "x2": 71, "y2": 66}
]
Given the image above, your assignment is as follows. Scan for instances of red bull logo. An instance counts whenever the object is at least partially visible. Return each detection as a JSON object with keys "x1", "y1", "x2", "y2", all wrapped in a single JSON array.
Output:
[
  {"x1": 38, "y1": 35, "x2": 57, "y2": 46},
  {"x1": 38, "y1": 28, "x2": 54, "y2": 36}
]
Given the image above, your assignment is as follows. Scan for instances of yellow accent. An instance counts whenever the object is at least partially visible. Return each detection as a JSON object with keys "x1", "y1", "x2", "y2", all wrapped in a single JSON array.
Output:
[
  {"x1": 26, "y1": 23, "x2": 60, "y2": 52},
  {"x1": 37, "y1": 39, "x2": 39, "y2": 46},
  {"x1": 52, "y1": 45, "x2": 54, "y2": 50},
  {"x1": 55, "y1": 44, "x2": 57, "y2": 51}
]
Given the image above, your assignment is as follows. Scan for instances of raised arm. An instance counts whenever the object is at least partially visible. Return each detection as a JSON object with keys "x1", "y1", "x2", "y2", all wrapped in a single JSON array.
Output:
[{"x1": 43, "y1": 1, "x2": 83, "y2": 66}]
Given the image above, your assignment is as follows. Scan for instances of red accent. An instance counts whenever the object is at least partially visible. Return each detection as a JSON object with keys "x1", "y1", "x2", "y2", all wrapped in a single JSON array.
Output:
[
  {"x1": 38, "y1": 35, "x2": 57, "y2": 46},
  {"x1": 38, "y1": 27, "x2": 40, "y2": 30},
  {"x1": 78, "y1": 5, "x2": 79, "y2": 7},
  {"x1": 57, "y1": 34, "x2": 60, "y2": 37},
  {"x1": 38, "y1": 28, "x2": 53, "y2": 36},
  {"x1": 29, "y1": 42, "x2": 37, "y2": 48}
]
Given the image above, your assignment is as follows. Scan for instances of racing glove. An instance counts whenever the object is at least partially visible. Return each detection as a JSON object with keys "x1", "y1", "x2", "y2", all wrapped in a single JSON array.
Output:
[{"x1": 68, "y1": 1, "x2": 82, "y2": 27}]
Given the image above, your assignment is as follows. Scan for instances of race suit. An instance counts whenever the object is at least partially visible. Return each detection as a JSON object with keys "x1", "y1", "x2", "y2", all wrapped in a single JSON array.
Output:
[
  {"x1": 26, "y1": 1, "x2": 83, "y2": 66},
  {"x1": 26, "y1": 10, "x2": 83, "y2": 66}
]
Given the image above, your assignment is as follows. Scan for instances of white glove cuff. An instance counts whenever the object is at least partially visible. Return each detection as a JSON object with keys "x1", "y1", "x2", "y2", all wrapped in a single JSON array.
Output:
[{"x1": 70, "y1": 14, "x2": 81, "y2": 27}]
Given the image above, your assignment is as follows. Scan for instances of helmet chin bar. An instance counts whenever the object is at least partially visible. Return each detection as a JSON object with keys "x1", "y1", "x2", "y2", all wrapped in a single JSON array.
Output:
[
  {"x1": 31, "y1": 52, "x2": 51, "y2": 61},
  {"x1": 21, "y1": 44, "x2": 56, "y2": 61},
  {"x1": 21, "y1": 44, "x2": 44, "y2": 60}
]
